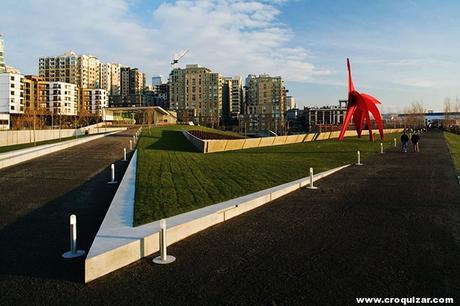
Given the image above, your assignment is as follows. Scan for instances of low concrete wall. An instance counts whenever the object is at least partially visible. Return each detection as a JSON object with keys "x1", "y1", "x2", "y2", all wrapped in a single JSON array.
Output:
[
  {"x1": 0, "y1": 128, "x2": 127, "y2": 170},
  {"x1": 182, "y1": 128, "x2": 405, "y2": 154},
  {"x1": 0, "y1": 122, "x2": 117, "y2": 147},
  {"x1": 84, "y1": 152, "x2": 350, "y2": 282},
  {"x1": 181, "y1": 129, "x2": 206, "y2": 152}
]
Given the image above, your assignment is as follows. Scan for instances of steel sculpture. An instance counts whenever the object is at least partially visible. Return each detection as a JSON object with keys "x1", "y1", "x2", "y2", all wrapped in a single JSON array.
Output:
[{"x1": 338, "y1": 58, "x2": 384, "y2": 141}]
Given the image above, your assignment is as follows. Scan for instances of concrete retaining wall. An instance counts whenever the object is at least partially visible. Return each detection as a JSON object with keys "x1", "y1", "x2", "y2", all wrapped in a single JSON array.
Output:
[
  {"x1": 84, "y1": 150, "x2": 350, "y2": 282},
  {"x1": 183, "y1": 128, "x2": 404, "y2": 154},
  {"x1": 181, "y1": 129, "x2": 207, "y2": 152},
  {"x1": 0, "y1": 122, "x2": 118, "y2": 147},
  {"x1": 0, "y1": 128, "x2": 127, "y2": 170}
]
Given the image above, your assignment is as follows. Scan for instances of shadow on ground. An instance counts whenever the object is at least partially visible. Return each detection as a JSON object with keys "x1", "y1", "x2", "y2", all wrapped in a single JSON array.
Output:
[{"x1": 145, "y1": 130, "x2": 198, "y2": 152}]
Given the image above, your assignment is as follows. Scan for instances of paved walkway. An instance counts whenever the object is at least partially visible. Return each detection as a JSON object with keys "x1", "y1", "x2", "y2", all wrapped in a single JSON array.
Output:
[
  {"x1": 1, "y1": 130, "x2": 459, "y2": 304},
  {"x1": 0, "y1": 129, "x2": 136, "y2": 284}
]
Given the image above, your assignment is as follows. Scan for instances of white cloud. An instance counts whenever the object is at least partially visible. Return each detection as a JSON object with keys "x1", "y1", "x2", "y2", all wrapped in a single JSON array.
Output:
[{"x1": 0, "y1": 0, "x2": 328, "y2": 83}]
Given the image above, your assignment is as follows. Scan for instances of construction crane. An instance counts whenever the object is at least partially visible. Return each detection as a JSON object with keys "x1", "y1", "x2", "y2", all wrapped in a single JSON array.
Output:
[{"x1": 171, "y1": 49, "x2": 189, "y2": 68}]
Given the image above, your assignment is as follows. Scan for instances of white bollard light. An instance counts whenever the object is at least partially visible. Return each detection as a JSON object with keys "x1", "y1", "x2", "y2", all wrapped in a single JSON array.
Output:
[
  {"x1": 130, "y1": 140, "x2": 133, "y2": 150},
  {"x1": 153, "y1": 219, "x2": 176, "y2": 264},
  {"x1": 356, "y1": 150, "x2": 363, "y2": 166},
  {"x1": 108, "y1": 163, "x2": 118, "y2": 184},
  {"x1": 307, "y1": 167, "x2": 318, "y2": 190},
  {"x1": 394, "y1": 138, "x2": 397, "y2": 147},
  {"x1": 133, "y1": 135, "x2": 136, "y2": 144},
  {"x1": 123, "y1": 148, "x2": 127, "y2": 161},
  {"x1": 380, "y1": 143, "x2": 384, "y2": 154},
  {"x1": 62, "y1": 214, "x2": 85, "y2": 258}
]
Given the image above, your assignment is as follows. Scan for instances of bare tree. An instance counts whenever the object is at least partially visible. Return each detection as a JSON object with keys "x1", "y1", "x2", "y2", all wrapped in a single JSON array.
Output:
[{"x1": 444, "y1": 97, "x2": 452, "y2": 128}]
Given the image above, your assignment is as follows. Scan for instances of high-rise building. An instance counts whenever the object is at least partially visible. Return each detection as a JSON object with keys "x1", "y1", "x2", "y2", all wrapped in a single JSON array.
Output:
[
  {"x1": 0, "y1": 73, "x2": 24, "y2": 115},
  {"x1": 222, "y1": 76, "x2": 243, "y2": 125},
  {"x1": 47, "y1": 82, "x2": 78, "y2": 116},
  {"x1": 0, "y1": 34, "x2": 6, "y2": 73},
  {"x1": 83, "y1": 88, "x2": 109, "y2": 115},
  {"x1": 22, "y1": 75, "x2": 47, "y2": 112},
  {"x1": 39, "y1": 51, "x2": 101, "y2": 111},
  {"x1": 285, "y1": 96, "x2": 296, "y2": 110},
  {"x1": 169, "y1": 64, "x2": 223, "y2": 125},
  {"x1": 100, "y1": 62, "x2": 121, "y2": 95},
  {"x1": 151, "y1": 75, "x2": 164, "y2": 87},
  {"x1": 144, "y1": 83, "x2": 170, "y2": 109},
  {"x1": 39, "y1": 51, "x2": 80, "y2": 85},
  {"x1": 241, "y1": 74, "x2": 287, "y2": 134},
  {"x1": 110, "y1": 67, "x2": 145, "y2": 107}
]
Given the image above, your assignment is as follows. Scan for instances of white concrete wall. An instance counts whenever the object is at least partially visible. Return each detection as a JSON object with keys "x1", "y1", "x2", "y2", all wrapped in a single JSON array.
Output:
[
  {"x1": 0, "y1": 122, "x2": 117, "y2": 147},
  {"x1": 84, "y1": 157, "x2": 350, "y2": 283},
  {"x1": 0, "y1": 129, "x2": 126, "y2": 170},
  {"x1": 183, "y1": 128, "x2": 405, "y2": 153}
]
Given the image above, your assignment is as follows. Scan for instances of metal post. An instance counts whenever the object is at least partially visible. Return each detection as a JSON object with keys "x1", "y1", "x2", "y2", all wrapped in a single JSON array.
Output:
[
  {"x1": 380, "y1": 143, "x2": 384, "y2": 154},
  {"x1": 123, "y1": 148, "x2": 127, "y2": 161},
  {"x1": 108, "y1": 163, "x2": 117, "y2": 184},
  {"x1": 153, "y1": 219, "x2": 176, "y2": 264},
  {"x1": 307, "y1": 167, "x2": 318, "y2": 190},
  {"x1": 62, "y1": 214, "x2": 85, "y2": 258},
  {"x1": 394, "y1": 138, "x2": 397, "y2": 147},
  {"x1": 357, "y1": 151, "x2": 363, "y2": 166},
  {"x1": 133, "y1": 135, "x2": 136, "y2": 144},
  {"x1": 130, "y1": 140, "x2": 133, "y2": 150}
]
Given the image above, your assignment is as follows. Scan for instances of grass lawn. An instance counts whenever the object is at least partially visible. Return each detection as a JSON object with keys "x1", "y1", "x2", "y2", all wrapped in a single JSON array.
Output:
[
  {"x1": 134, "y1": 125, "x2": 400, "y2": 225},
  {"x1": 0, "y1": 134, "x2": 88, "y2": 154},
  {"x1": 444, "y1": 131, "x2": 460, "y2": 174}
]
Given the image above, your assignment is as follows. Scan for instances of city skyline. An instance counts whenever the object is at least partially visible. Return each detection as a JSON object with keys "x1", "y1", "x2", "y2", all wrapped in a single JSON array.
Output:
[{"x1": 1, "y1": 0, "x2": 460, "y2": 112}]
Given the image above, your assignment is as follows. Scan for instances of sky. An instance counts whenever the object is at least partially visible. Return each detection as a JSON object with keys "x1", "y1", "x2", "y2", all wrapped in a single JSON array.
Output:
[{"x1": 1, "y1": 0, "x2": 460, "y2": 112}]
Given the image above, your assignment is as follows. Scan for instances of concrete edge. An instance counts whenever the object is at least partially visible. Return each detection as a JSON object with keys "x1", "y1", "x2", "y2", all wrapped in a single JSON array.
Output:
[
  {"x1": 0, "y1": 128, "x2": 127, "y2": 170},
  {"x1": 84, "y1": 161, "x2": 351, "y2": 283},
  {"x1": 182, "y1": 128, "x2": 404, "y2": 154}
]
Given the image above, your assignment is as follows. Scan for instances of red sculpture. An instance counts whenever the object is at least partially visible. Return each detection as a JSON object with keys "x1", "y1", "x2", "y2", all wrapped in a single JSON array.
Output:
[{"x1": 338, "y1": 58, "x2": 384, "y2": 141}]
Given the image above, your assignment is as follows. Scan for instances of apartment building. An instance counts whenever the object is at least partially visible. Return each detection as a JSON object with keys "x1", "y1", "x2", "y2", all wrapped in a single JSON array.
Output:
[
  {"x1": 169, "y1": 64, "x2": 223, "y2": 125},
  {"x1": 222, "y1": 76, "x2": 243, "y2": 124},
  {"x1": 285, "y1": 96, "x2": 296, "y2": 110},
  {"x1": 22, "y1": 75, "x2": 48, "y2": 112},
  {"x1": 47, "y1": 82, "x2": 78, "y2": 116},
  {"x1": 109, "y1": 67, "x2": 145, "y2": 107},
  {"x1": 0, "y1": 73, "x2": 24, "y2": 115},
  {"x1": 0, "y1": 34, "x2": 6, "y2": 73},
  {"x1": 241, "y1": 74, "x2": 287, "y2": 133},
  {"x1": 83, "y1": 88, "x2": 108, "y2": 115},
  {"x1": 39, "y1": 51, "x2": 102, "y2": 111},
  {"x1": 100, "y1": 62, "x2": 121, "y2": 95},
  {"x1": 151, "y1": 75, "x2": 164, "y2": 87}
]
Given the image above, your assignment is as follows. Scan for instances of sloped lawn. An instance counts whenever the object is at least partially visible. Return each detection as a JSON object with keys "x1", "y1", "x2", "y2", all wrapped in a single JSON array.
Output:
[{"x1": 134, "y1": 125, "x2": 399, "y2": 225}]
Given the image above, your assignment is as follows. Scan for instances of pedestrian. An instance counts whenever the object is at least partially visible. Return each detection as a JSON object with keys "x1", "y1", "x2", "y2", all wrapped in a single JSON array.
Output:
[
  {"x1": 401, "y1": 131, "x2": 409, "y2": 153},
  {"x1": 411, "y1": 132, "x2": 420, "y2": 152}
]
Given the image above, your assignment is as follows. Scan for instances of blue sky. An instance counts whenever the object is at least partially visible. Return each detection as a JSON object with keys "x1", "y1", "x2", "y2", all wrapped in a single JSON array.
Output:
[{"x1": 1, "y1": 0, "x2": 459, "y2": 112}]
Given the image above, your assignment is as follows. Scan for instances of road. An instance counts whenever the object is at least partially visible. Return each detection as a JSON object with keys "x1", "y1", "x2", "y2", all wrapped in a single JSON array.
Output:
[{"x1": 1, "y1": 129, "x2": 459, "y2": 305}]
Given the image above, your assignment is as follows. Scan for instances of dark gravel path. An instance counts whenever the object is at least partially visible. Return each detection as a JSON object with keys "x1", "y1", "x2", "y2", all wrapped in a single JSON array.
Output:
[
  {"x1": 1, "y1": 129, "x2": 459, "y2": 305},
  {"x1": 0, "y1": 130, "x2": 136, "y2": 294}
]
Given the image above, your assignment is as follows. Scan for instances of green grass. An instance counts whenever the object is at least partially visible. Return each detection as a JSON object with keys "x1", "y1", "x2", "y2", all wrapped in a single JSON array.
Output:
[
  {"x1": 134, "y1": 125, "x2": 400, "y2": 225},
  {"x1": 0, "y1": 134, "x2": 87, "y2": 154},
  {"x1": 444, "y1": 131, "x2": 460, "y2": 174}
]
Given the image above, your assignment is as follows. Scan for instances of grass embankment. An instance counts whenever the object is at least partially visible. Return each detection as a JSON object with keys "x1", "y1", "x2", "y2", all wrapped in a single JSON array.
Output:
[
  {"x1": 444, "y1": 131, "x2": 460, "y2": 174},
  {"x1": 135, "y1": 125, "x2": 400, "y2": 225},
  {"x1": 0, "y1": 134, "x2": 86, "y2": 154}
]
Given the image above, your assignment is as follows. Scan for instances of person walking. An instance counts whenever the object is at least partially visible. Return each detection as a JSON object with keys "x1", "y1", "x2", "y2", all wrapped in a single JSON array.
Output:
[
  {"x1": 401, "y1": 131, "x2": 409, "y2": 153},
  {"x1": 411, "y1": 132, "x2": 420, "y2": 152}
]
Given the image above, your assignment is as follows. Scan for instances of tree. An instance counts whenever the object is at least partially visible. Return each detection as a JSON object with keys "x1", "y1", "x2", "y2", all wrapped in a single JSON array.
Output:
[{"x1": 444, "y1": 97, "x2": 452, "y2": 128}]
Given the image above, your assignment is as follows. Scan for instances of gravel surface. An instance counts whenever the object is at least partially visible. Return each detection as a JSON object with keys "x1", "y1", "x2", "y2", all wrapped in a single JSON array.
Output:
[{"x1": 1, "y1": 129, "x2": 459, "y2": 305}]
